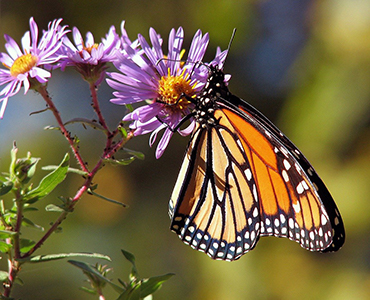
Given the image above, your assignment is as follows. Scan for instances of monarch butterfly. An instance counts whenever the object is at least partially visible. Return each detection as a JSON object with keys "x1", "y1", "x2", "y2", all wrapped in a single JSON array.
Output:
[{"x1": 168, "y1": 64, "x2": 345, "y2": 261}]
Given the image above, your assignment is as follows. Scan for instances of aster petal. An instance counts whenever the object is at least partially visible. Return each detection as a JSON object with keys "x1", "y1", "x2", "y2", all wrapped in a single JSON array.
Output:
[
  {"x1": 188, "y1": 31, "x2": 209, "y2": 63},
  {"x1": 20, "y1": 30, "x2": 32, "y2": 53},
  {"x1": 62, "y1": 36, "x2": 77, "y2": 52},
  {"x1": 4, "y1": 35, "x2": 22, "y2": 60},
  {"x1": 0, "y1": 53, "x2": 14, "y2": 68},
  {"x1": 178, "y1": 120, "x2": 196, "y2": 136},
  {"x1": 149, "y1": 28, "x2": 166, "y2": 72},
  {"x1": 168, "y1": 27, "x2": 183, "y2": 75},
  {"x1": 21, "y1": 76, "x2": 30, "y2": 94},
  {"x1": 0, "y1": 78, "x2": 18, "y2": 96},
  {"x1": 0, "y1": 97, "x2": 9, "y2": 118},
  {"x1": 149, "y1": 122, "x2": 167, "y2": 147},
  {"x1": 72, "y1": 27, "x2": 84, "y2": 50},
  {"x1": 30, "y1": 67, "x2": 51, "y2": 83},
  {"x1": 139, "y1": 31, "x2": 166, "y2": 76},
  {"x1": 155, "y1": 128, "x2": 174, "y2": 159},
  {"x1": 29, "y1": 17, "x2": 39, "y2": 50},
  {"x1": 85, "y1": 32, "x2": 95, "y2": 47}
]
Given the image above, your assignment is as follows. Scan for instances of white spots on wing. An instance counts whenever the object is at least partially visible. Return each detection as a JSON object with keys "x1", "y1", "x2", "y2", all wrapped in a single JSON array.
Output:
[
  {"x1": 251, "y1": 230, "x2": 256, "y2": 241},
  {"x1": 245, "y1": 168, "x2": 252, "y2": 181},
  {"x1": 253, "y1": 207, "x2": 259, "y2": 218},
  {"x1": 255, "y1": 222, "x2": 260, "y2": 231},
  {"x1": 321, "y1": 213, "x2": 328, "y2": 226},
  {"x1": 236, "y1": 138, "x2": 243, "y2": 150},
  {"x1": 293, "y1": 201, "x2": 301, "y2": 213},
  {"x1": 280, "y1": 214, "x2": 286, "y2": 224},
  {"x1": 253, "y1": 184, "x2": 258, "y2": 202},
  {"x1": 280, "y1": 147, "x2": 289, "y2": 158},
  {"x1": 283, "y1": 159, "x2": 291, "y2": 170},
  {"x1": 295, "y1": 163, "x2": 302, "y2": 175},
  {"x1": 282, "y1": 170, "x2": 289, "y2": 182},
  {"x1": 296, "y1": 181, "x2": 307, "y2": 195}
]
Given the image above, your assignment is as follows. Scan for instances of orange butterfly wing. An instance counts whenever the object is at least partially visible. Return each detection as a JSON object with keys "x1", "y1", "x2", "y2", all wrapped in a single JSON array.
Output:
[{"x1": 169, "y1": 66, "x2": 344, "y2": 260}]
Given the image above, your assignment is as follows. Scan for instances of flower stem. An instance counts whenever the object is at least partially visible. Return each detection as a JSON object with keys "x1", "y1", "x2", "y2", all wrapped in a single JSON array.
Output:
[
  {"x1": 37, "y1": 86, "x2": 89, "y2": 174},
  {"x1": 90, "y1": 83, "x2": 111, "y2": 135}
]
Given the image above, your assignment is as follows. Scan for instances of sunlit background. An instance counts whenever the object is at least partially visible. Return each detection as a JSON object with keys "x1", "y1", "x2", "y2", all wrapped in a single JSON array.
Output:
[{"x1": 1, "y1": 0, "x2": 370, "y2": 299}]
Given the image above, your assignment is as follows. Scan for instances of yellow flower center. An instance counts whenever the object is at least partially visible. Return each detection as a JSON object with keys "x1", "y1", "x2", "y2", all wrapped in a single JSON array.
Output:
[
  {"x1": 157, "y1": 69, "x2": 196, "y2": 111},
  {"x1": 9, "y1": 53, "x2": 38, "y2": 77},
  {"x1": 79, "y1": 41, "x2": 99, "y2": 57}
]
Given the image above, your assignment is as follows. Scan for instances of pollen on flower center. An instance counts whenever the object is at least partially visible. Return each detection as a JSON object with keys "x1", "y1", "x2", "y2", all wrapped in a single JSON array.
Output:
[
  {"x1": 9, "y1": 53, "x2": 38, "y2": 77},
  {"x1": 157, "y1": 70, "x2": 196, "y2": 111},
  {"x1": 79, "y1": 42, "x2": 99, "y2": 58}
]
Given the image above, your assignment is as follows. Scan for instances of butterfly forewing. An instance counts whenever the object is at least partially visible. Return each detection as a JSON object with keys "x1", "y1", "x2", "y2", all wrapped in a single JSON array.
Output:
[{"x1": 170, "y1": 116, "x2": 261, "y2": 260}]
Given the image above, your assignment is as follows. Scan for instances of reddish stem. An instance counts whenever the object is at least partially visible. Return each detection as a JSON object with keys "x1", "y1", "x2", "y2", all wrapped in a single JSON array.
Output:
[{"x1": 38, "y1": 86, "x2": 89, "y2": 174}]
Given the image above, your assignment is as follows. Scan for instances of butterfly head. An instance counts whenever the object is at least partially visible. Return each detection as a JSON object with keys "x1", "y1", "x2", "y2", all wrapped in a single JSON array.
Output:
[{"x1": 202, "y1": 64, "x2": 230, "y2": 100}]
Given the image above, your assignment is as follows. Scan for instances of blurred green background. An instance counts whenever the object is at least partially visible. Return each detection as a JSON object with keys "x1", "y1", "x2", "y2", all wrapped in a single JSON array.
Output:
[{"x1": 1, "y1": 0, "x2": 370, "y2": 299}]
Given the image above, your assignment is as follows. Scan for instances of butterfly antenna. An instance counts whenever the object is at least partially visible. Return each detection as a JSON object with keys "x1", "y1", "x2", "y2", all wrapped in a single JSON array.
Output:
[{"x1": 224, "y1": 28, "x2": 237, "y2": 66}]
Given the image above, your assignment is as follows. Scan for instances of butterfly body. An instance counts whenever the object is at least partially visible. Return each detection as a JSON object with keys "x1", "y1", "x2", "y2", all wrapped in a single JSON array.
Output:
[{"x1": 169, "y1": 65, "x2": 345, "y2": 261}]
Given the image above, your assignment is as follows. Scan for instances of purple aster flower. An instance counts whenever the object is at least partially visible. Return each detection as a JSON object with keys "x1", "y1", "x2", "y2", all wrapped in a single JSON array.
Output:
[
  {"x1": 57, "y1": 23, "x2": 121, "y2": 84},
  {"x1": 107, "y1": 27, "x2": 228, "y2": 158},
  {"x1": 0, "y1": 17, "x2": 68, "y2": 118}
]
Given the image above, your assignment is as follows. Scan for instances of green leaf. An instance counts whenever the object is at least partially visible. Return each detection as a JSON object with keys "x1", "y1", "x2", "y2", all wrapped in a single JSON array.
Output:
[
  {"x1": 45, "y1": 204, "x2": 65, "y2": 212},
  {"x1": 23, "y1": 156, "x2": 39, "y2": 184},
  {"x1": 42, "y1": 165, "x2": 88, "y2": 176},
  {"x1": 64, "y1": 118, "x2": 105, "y2": 131},
  {"x1": 0, "y1": 230, "x2": 17, "y2": 238},
  {"x1": 23, "y1": 207, "x2": 38, "y2": 212},
  {"x1": 125, "y1": 104, "x2": 134, "y2": 113},
  {"x1": 9, "y1": 143, "x2": 18, "y2": 177},
  {"x1": 21, "y1": 218, "x2": 44, "y2": 231},
  {"x1": 80, "y1": 286, "x2": 97, "y2": 295},
  {"x1": 0, "y1": 241, "x2": 12, "y2": 253},
  {"x1": 118, "y1": 126, "x2": 128, "y2": 138},
  {"x1": 121, "y1": 249, "x2": 138, "y2": 278},
  {"x1": 21, "y1": 252, "x2": 111, "y2": 263},
  {"x1": 44, "y1": 125, "x2": 61, "y2": 131},
  {"x1": 0, "y1": 181, "x2": 13, "y2": 196},
  {"x1": 122, "y1": 148, "x2": 145, "y2": 161},
  {"x1": 23, "y1": 153, "x2": 69, "y2": 203},
  {"x1": 139, "y1": 274, "x2": 174, "y2": 298},
  {"x1": 87, "y1": 189, "x2": 127, "y2": 207},
  {"x1": 19, "y1": 239, "x2": 36, "y2": 253},
  {"x1": 68, "y1": 260, "x2": 123, "y2": 293},
  {"x1": 117, "y1": 284, "x2": 141, "y2": 300},
  {"x1": 104, "y1": 157, "x2": 136, "y2": 166},
  {"x1": 0, "y1": 271, "x2": 9, "y2": 282}
]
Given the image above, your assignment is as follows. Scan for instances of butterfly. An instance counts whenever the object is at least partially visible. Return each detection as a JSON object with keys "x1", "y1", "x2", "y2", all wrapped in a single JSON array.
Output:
[{"x1": 168, "y1": 64, "x2": 345, "y2": 261}]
